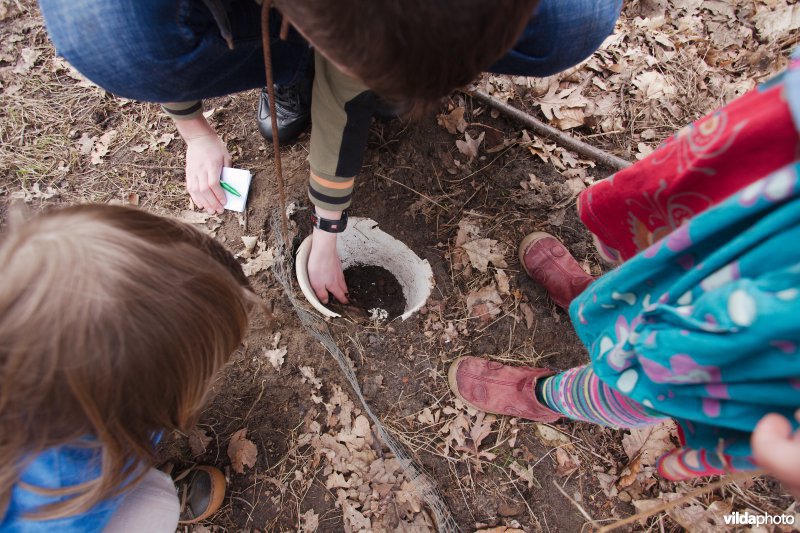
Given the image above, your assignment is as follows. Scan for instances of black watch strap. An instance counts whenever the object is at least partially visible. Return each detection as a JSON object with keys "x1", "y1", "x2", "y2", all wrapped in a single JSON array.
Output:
[{"x1": 311, "y1": 209, "x2": 348, "y2": 233}]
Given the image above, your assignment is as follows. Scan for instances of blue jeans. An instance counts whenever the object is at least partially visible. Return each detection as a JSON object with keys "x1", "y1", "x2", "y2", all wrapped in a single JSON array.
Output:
[{"x1": 38, "y1": 0, "x2": 621, "y2": 102}]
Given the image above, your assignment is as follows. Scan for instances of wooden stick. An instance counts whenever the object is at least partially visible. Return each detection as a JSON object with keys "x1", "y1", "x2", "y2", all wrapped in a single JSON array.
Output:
[
  {"x1": 463, "y1": 89, "x2": 632, "y2": 171},
  {"x1": 261, "y1": 3, "x2": 290, "y2": 249}
]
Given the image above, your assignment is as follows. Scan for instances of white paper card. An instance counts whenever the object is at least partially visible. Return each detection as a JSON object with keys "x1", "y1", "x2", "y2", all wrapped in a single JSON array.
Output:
[{"x1": 220, "y1": 167, "x2": 252, "y2": 213}]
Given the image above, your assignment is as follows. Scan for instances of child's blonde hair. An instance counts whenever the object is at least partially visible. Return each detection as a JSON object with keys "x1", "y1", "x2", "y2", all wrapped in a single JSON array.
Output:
[{"x1": 0, "y1": 204, "x2": 259, "y2": 520}]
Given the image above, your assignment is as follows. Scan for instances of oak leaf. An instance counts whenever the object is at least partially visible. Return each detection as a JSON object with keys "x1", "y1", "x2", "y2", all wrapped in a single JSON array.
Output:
[
  {"x1": 263, "y1": 346, "x2": 287, "y2": 370},
  {"x1": 436, "y1": 106, "x2": 467, "y2": 134},
  {"x1": 227, "y1": 428, "x2": 258, "y2": 474},
  {"x1": 461, "y1": 239, "x2": 507, "y2": 272},
  {"x1": 188, "y1": 427, "x2": 212, "y2": 457},
  {"x1": 455, "y1": 131, "x2": 484, "y2": 160},
  {"x1": 466, "y1": 284, "x2": 503, "y2": 325},
  {"x1": 242, "y1": 243, "x2": 275, "y2": 277},
  {"x1": 621, "y1": 420, "x2": 676, "y2": 467}
]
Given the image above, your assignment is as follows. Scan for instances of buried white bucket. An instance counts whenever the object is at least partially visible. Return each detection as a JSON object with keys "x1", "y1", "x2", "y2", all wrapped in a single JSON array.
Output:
[{"x1": 295, "y1": 217, "x2": 434, "y2": 320}]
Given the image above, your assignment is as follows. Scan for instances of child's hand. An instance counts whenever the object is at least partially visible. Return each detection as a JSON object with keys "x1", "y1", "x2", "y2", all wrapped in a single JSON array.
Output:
[
  {"x1": 185, "y1": 134, "x2": 230, "y2": 215},
  {"x1": 752, "y1": 411, "x2": 800, "y2": 499}
]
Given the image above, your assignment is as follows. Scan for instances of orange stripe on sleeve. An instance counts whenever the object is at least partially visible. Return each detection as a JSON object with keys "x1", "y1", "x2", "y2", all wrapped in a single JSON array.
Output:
[{"x1": 311, "y1": 174, "x2": 355, "y2": 190}]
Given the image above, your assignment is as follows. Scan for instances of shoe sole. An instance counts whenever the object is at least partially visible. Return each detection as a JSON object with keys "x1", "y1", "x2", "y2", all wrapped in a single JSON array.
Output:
[
  {"x1": 447, "y1": 356, "x2": 504, "y2": 417},
  {"x1": 518, "y1": 231, "x2": 557, "y2": 278}
]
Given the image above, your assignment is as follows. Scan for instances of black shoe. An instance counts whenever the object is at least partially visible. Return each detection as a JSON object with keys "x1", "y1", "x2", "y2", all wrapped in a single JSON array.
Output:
[{"x1": 257, "y1": 73, "x2": 312, "y2": 144}]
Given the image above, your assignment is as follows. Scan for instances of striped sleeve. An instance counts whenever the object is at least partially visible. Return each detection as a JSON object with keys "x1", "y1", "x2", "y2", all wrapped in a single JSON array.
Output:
[
  {"x1": 308, "y1": 51, "x2": 377, "y2": 211},
  {"x1": 309, "y1": 172, "x2": 356, "y2": 210},
  {"x1": 161, "y1": 100, "x2": 203, "y2": 121}
]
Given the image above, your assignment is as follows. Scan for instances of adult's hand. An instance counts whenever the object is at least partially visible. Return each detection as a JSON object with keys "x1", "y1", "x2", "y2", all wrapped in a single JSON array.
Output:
[
  {"x1": 171, "y1": 112, "x2": 230, "y2": 214},
  {"x1": 752, "y1": 411, "x2": 800, "y2": 500},
  {"x1": 185, "y1": 134, "x2": 230, "y2": 214},
  {"x1": 308, "y1": 226, "x2": 349, "y2": 305}
]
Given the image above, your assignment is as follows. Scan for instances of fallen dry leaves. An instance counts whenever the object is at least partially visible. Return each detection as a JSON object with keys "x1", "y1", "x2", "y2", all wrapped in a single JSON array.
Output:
[
  {"x1": 227, "y1": 428, "x2": 258, "y2": 474},
  {"x1": 239, "y1": 235, "x2": 259, "y2": 258},
  {"x1": 174, "y1": 210, "x2": 215, "y2": 225},
  {"x1": 436, "y1": 106, "x2": 468, "y2": 134},
  {"x1": 440, "y1": 398, "x2": 498, "y2": 469},
  {"x1": 597, "y1": 420, "x2": 678, "y2": 505},
  {"x1": 554, "y1": 446, "x2": 580, "y2": 477},
  {"x1": 298, "y1": 509, "x2": 320, "y2": 533},
  {"x1": 188, "y1": 427, "x2": 212, "y2": 457},
  {"x1": 494, "y1": 269, "x2": 510, "y2": 295},
  {"x1": 452, "y1": 217, "x2": 481, "y2": 273},
  {"x1": 538, "y1": 81, "x2": 592, "y2": 130},
  {"x1": 519, "y1": 302, "x2": 535, "y2": 329},
  {"x1": 297, "y1": 385, "x2": 435, "y2": 531},
  {"x1": 461, "y1": 238, "x2": 508, "y2": 273},
  {"x1": 475, "y1": 0, "x2": 795, "y2": 172},
  {"x1": 632, "y1": 494, "x2": 735, "y2": 532},
  {"x1": 263, "y1": 346, "x2": 287, "y2": 371},
  {"x1": 535, "y1": 424, "x2": 573, "y2": 450},
  {"x1": 622, "y1": 420, "x2": 677, "y2": 467},
  {"x1": 241, "y1": 241, "x2": 275, "y2": 277},
  {"x1": 466, "y1": 283, "x2": 503, "y2": 325},
  {"x1": 455, "y1": 131, "x2": 485, "y2": 161},
  {"x1": 9, "y1": 183, "x2": 58, "y2": 203},
  {"x1": 509, "y1": 460, "x2": 536, "y2": 489}
]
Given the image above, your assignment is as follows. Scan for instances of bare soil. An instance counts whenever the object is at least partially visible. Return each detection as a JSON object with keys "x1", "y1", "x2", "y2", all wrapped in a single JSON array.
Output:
[{"x1": 329, "y1": 265, "x2": 406, "y2": 321}]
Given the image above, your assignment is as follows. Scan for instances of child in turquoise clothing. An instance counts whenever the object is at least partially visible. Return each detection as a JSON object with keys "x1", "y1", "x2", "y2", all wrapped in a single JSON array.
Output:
[
  {"x1": 449, "y1": 50, "x2": 800, "y2": 484},
  {"x1": 0, "y1": 205, "x2": 259, "y2": 530},
  {"x1": 573, "y1": 162, "x2": 800, "y2": 478}
]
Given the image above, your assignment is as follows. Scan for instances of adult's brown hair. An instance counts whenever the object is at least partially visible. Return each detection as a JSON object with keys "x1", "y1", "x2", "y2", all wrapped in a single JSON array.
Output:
[
  {"x1": 0, "y1": 204, "x2": 259, "y2": 519},
  {"x1": 276, "y1": 0, "x2": 541, "y2": 114}
]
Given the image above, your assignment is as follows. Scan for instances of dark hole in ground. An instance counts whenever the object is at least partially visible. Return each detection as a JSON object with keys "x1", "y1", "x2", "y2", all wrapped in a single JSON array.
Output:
[{"x1": 329, "y1": 264, "x2": 406, "y2": 320}]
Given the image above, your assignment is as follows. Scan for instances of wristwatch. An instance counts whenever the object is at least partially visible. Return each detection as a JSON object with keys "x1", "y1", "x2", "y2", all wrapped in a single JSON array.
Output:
[{"x1": 311, "y1": 209, "x2": 348, "y2": 233}]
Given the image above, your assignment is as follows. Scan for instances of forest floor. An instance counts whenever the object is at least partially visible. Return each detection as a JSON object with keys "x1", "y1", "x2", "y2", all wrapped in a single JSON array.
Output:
[{"x1": 1, "y1": 0, "x2": 799, "y2": 531}]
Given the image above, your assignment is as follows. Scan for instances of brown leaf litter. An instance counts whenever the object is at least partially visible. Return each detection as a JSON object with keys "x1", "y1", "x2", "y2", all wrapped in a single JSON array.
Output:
[
  {"x1": 297, "y1": 385, "x2": 435, "y2": 532},
  {"x1": 227, "y1": 428, "x2": 258, "y2": 474},
  {"x1": 437, "y1": 106, "x2": 468, "y2": 134}
]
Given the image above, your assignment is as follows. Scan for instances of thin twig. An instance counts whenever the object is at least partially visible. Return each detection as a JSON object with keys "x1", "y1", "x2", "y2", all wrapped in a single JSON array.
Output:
[
  {"x1": 598, "y1": 470, "x2": 762, "y2": 532},
  {"x1": 374, "y1": 172, "x2": 447, "y2": 210},
  {"x1": 463, "y1": 89, "x2": 631, "y2": 170},
  {"x1": 551, "y1": 479, "x2": 596, "y2": 524}
]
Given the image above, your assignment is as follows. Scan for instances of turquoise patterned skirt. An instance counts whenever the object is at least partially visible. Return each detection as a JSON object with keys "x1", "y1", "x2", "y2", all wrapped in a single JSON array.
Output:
[{"x1": 572, "y1": 162, "x2": 800, "y2": 474}]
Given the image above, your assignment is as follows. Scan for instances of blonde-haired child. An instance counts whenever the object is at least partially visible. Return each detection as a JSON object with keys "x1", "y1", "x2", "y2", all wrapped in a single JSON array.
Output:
[{"x1": 0, "y1": 204, "x2": 261, "y2": 530}]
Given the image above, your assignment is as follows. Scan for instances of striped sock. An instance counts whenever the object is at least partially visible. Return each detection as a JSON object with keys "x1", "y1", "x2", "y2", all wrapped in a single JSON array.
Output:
[{"x1": 536, "y1": 365, "x2": 664, "y2": 428}]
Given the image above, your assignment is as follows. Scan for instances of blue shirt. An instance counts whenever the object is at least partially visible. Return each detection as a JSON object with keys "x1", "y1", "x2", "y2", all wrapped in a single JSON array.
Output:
[{"x1": 1, "y1": 444, "x2": 123, "y2": 532}]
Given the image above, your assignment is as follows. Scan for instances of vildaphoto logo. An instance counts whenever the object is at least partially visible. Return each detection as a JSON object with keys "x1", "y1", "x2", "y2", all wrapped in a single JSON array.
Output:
[{"x1": 723, "y1": 511, "x2": 796, "y2": 526}]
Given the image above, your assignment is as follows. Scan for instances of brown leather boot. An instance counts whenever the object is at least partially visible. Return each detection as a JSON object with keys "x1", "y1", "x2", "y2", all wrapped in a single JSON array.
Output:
[
  {"x1": 448, "y1": 356, "x2": 561, "y2": 422},
  {"x1": 518, "y1": 232, "x2": 594, "y2": 310}
]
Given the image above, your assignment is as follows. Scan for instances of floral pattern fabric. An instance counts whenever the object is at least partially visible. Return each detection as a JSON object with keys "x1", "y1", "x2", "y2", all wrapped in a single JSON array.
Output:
[
  {"x1": 578, "y1": 59, "x2": 800, "y2": 263},
  {"x1": 573, "y1": 162, "x2": 800, "y2": 475},
  {"x1": 571, "y1": 51, "x2": 800, "y2": 478}
]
